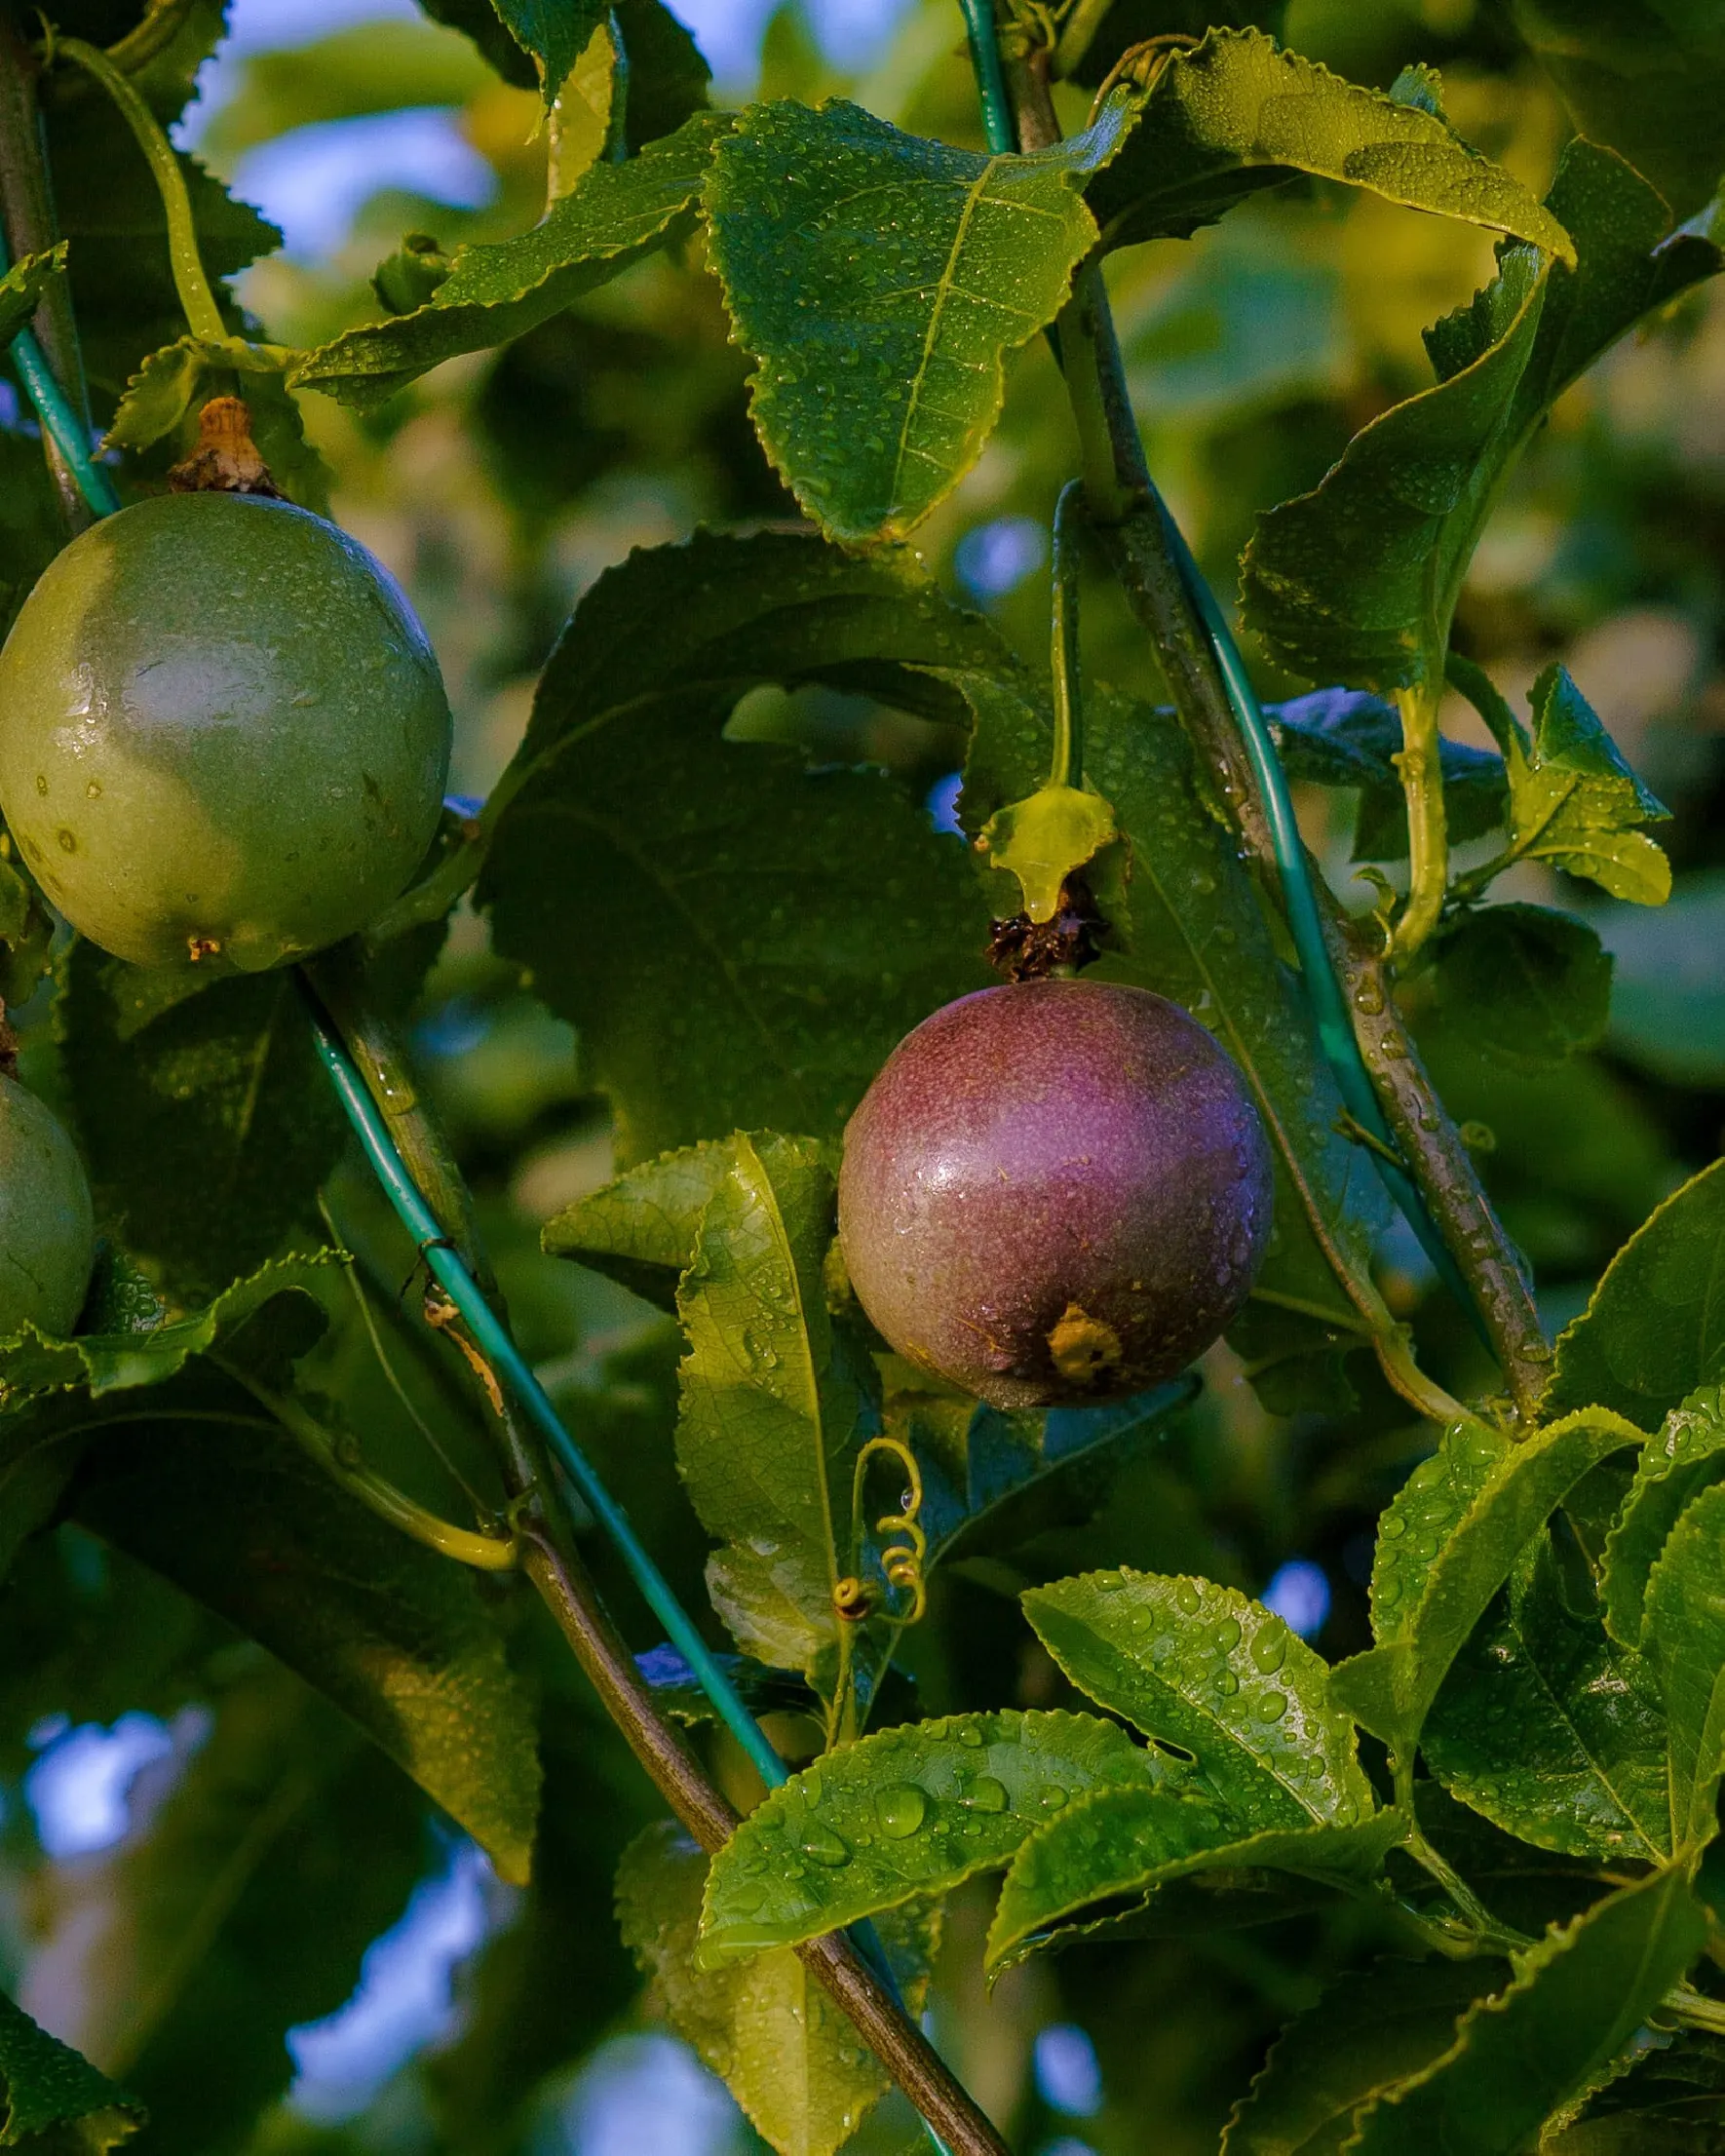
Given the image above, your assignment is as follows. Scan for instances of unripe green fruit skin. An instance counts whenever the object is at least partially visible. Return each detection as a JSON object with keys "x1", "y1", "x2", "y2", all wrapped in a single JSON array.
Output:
[
  {"x1": 0, "y1": 1074, "x2": 95, "y2": 1337},
  {"x1": 838, "y1": 980, "x2": 1274, "y2": 1410},
  {"x1": 0, "y1": 493, "x2": 452, "y2": 972}
]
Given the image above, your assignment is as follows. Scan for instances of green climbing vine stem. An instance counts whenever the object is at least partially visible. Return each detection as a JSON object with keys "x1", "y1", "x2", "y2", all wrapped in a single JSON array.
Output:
[
  {"x1": 53, "y1": 35, "x2": 228, "y2": 345},
  {"x1": 1394, "y1": 681, "x2": 1450, "y2": 958},
  {"x1": 1050, "y1": 477, "x2": 1087, "y2": 790}
]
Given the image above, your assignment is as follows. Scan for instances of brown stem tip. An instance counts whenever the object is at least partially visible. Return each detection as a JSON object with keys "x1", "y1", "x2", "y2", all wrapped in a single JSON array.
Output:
[{"x1": 169, "y1": 395, "x2": 283, "y2": 497}]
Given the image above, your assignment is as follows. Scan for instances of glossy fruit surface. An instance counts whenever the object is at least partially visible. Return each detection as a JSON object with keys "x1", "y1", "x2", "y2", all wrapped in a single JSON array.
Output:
[
  {"x1": 0, "y1": 492, "x2": 452, "y2": 971},
  {"x1": 838, "y1": 980, "x2": 1274, "y2": 1409},
  {"x1": 0, "y1": 1074, "x2": 95, "y2": 1336}
]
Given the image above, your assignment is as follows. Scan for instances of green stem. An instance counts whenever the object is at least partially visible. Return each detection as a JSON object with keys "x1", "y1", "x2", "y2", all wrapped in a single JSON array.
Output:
[
  {"x1": 955, "y1": 0, "x2": 1015, "y2": 156},
  {"x1": 1049, "y1": 477, "x2": 1086, "y2": 789},
  {"x1": 1052, "y1": 0, "x2": 1115, "y2": 79},
  {"x1": 218, "y1": 1357, "x2": 519, "y2": 1571},
  {"x1": 103, "y1": 0, "x2": 202, "y2": 76},
  {"x1": 53, "y1": 36, "x2": 227, "y2": 345},
  {"x1": 1393, "y1": 683, "x2": 1448, "y2": 959}
]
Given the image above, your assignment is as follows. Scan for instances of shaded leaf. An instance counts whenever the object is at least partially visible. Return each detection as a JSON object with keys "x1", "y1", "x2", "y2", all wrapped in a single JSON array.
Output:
[
  {"x1": 959, "y1": 671, "x2": 1393, "y2": 1399},
  {"x1": 1643, "y1": 1482, "x2": 1725, "y2": 1849},
  {"x1": 1602, "y1": 1385, "x2": 1725, "y2": 1647},
  {"x1": 1429, "y1": 905, "x2": 1613, "y2": 1069},
  {"x1": 69, "y1": 1386, "x2": 541, "y2": 1883},
  {"x1": 1333, "y1": 1409, "x2": 1644, "y2": 1750},
  {"x1": 1222, "y1": 1956, "x2": 1510, "y2": 2156},
  {"x1": 26, "y1": 1663, "x2": 420, "y2": 2156},
  {"x1": 544, "y1": 1136, "x2": 744, "y2": 1305},
  {"x1": 0, "y1": 1253, "x2": 340, "y2": 1418},
  {"x1": 57, "y1": 946, "x2": 345, "y2": 1306},
  {"x1": 1346, "y1": 1867, "x2": 1706, "y2": 2152},
  {"x1": 1548, "y1": 1158, "x2": 1725, "y2": 1431},
  {"x1": 1089, "y1": 28, "x2": 1572, "y2": 254},
  {"x1": 1021, "y1": 1569, "x2": 1375, "y2": 1827},
  {"x1": 1267, "y1": 685, "x2": 1507, "y2": 862},
  {"x1": 1424, "y1": 1535, "x2": 1670, "y2": 1861},
  {"x1": 0, "y1": 245, "x2": 67, "y2": 350},
  {"x1": 1243, "y1": 141, "x2": 1720, "y2": 690},
  {"x1": 1512, "y1": 0, "x2": 1725, "y2": 220},
  {"x1": 704, "y1": 92, "x2": 1138, "y2": 542},
  {"x1": 0, "y1": 1987, "x2": 139, "y2": 2150},
  {"x1": 293, "y1": 113, "x2": 725, "y2": 410},
  {"x1": 698, "y1": 1709, "x2": 1160, "y2": 1963},
  {"x1": 620, "y1": 1821, "x2": 936, "y2": 2156},
  {"x1": 480, "y1": 532, "x2": 1002, "y2": 1163},
  {"x1": 986, "y1": 1798, "x2": 1402, "y2": 1973}
]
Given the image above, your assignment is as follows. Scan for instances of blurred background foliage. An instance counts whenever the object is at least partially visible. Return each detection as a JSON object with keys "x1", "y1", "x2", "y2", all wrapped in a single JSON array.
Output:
[{"x1": 3, "y1": 1, "x2": 1724, "y2": 2151}]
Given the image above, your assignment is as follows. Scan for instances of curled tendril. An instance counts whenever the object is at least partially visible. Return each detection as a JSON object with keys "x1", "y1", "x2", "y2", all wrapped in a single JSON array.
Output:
[{"x1": 842, "y1": 1435, "x2": 929, "y2": 1629}]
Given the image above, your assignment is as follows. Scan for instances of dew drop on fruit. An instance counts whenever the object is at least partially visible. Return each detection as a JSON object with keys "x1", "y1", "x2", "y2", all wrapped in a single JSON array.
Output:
[{"x1": 876, "y1": 1784, "x2": 927, "y2": 1839}]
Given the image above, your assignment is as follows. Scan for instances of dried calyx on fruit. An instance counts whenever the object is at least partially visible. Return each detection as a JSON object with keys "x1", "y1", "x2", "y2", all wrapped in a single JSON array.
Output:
[
  {"x1": 837, "y1": 979, "x2": 1274, "y2": 1409},
  {"x1": 0, "y1": 400, "x2": 452, "y2": 973}
]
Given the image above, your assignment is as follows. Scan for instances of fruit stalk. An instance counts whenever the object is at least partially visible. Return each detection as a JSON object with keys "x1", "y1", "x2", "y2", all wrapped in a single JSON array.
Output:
[
  {"x1": 975, "y1": 12, "x2": 1552, "y2": 1419},
  {"x1": 309, "y1": 983, "x2": 1000, "y2": 2156},
  {"x1": 0, "y1": 17, "x2": 101, "y2": 527}
]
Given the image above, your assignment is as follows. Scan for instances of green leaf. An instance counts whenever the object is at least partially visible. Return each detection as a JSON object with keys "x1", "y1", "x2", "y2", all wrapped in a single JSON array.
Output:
[
  {"x1": 986, "y1": 1798, "x2": 1403, "y2": 1973},
  {"x1": 292, "y1": 113, "x2": 724, "y2": 411},
  {"x1": 1491, "y1": 665, "x2": 1671, "y2": 905},
  {"x1": 480, "y1": 532, "x2": 1002, "y2": 1163},
  {"x1": 33, "y1": 1661, "x2": 421, "y2": 2156},
  {"x1": 1242, "y1": 139, "x2": 1720, "y2": 691},
  {"x1": 1333, "y1": 1409, "x2": 1645, "y2": 1750},
  {"x1": 1643, "y1": 1482, "x2": 1725, "y2": 1849},
  {"x1": 1346, "y1": 1867, "x2": 1706, "y2": 2153},
  {"x1": 1088, "y1": 28, "x2": 1574, "y2": 255},
  {"x1": 1424, "y1": 1535, "x2": 1670, "y2": 1862},
  {"x1": 0, "y1": 1252, "x2": 339, "y2": 1417},
  {"x1": 1548, "y1": 1159, "x2": 1725, "y2": 1431},
  {"x1": 620, "y1": 1820, "x2": 937, "y2": 2156},
  {"x1": 704, "y1": 92, "x2": 1138, "y2": 543},
  {"x1": 1021, "y1": 1569, "x2": 1376, "y2": 1827},
  {"x1": 697, "y1": 1709, "x2": 1160, "y2": 1963},
  {"x1": 1600, "y1": 868, "x2": 1725, "y2": 1089},
  {"x1": 1429, "y1": 905, "x2": 1613, "y2": 1069},
  {"x1": 978, "y1": 782, "x2": 1118, "y2": 926},
  {"x1": 1268, "y1": 686, "x2": 1508, "y2": 863},
  {"x1": 1222, "y1": 1957, "x2": 1511, "y2": 2156},
  {"x1": 487, "y1": 0, "x2": 607, "y2": 104},
  {"x1": 1602, "y1": 1385, "x2": 1725, "y2": 1647},
  {"x1": 544, "y1": 1135, "x2": 743, "y2": 1305},
  {"x1": 1512, "y1": 0, "x2": 1725, "y2": 221},
  {"x1": 57, "y1": 945, "x2": 346, "y2": 1306},
  {"x1": 0, "y1": 1986, "x2": 140, "y2": 2150},
  {"x1": 671, "y1": 1134, "x2": 862, "y2": 1679},
  {"x1": 68, "y1": 1381, "x2": 541, "y2": 1883},
  {"x1": 0, "y1": 245, "x2": 66, "y2": 350},
  {"x1": 959, "y1": 671, "x2": 1394, "y2": 1393}
]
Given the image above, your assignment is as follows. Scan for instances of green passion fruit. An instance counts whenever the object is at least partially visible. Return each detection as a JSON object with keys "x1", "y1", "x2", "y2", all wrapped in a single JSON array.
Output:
[
  {"x1": 837, "y1": 980, "x2": 1274, "y2": 1410},
  {"x1": 0, "y1": 492, "x2": 452, "y2": 971},
  {"x1": 0, "y1": 1074, "x2": 95, "y2": 1337}
]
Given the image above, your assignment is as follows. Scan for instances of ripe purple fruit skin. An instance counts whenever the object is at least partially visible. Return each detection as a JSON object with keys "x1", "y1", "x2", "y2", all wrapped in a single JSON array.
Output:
[{"x1": 837, "y1": 980, "x2": 1274, "y2": 1410}]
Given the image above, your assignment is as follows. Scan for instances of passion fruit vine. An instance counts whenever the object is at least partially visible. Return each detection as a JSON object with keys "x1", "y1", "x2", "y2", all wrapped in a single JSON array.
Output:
[
  {"x1": 0, "y1": 1072, "x2": 95, "y2": 1338},
  {"x1": 0, "y1": 490, "x2": 452, "y2": 972},
  {"x1": 837, "y1": 980, "x2": 1274, "y2": 1410}
]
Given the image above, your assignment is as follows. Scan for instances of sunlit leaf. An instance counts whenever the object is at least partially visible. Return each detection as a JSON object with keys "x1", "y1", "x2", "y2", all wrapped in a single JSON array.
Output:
[
  {"x1": 1021, "y1": 1568, "x2": 1375, "y2": 1826},
  {"x1": 705, "y1": 92, "x2": 1138, "y2": 542},
  {"x1": 1642, "y1": 1482, "x2": 1725, "y2": 1849},
  {"x1": 698, "y1": 1709, "x2": 1161, "y2": 1963},
  {"x1": 1602, "y1": 1384, "x2": 1725, "y2": 1646},
  {"x1": 0, "y1": 245, "x2": 66, "y2": 350}
]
